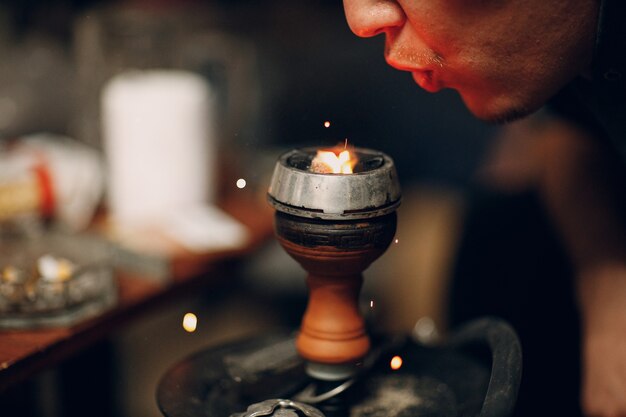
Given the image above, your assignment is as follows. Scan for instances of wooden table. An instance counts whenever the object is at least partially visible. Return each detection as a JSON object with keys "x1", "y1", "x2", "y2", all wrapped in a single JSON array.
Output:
[{"x1": 0, "y1": 193, "x2": 274, "y2": 392}]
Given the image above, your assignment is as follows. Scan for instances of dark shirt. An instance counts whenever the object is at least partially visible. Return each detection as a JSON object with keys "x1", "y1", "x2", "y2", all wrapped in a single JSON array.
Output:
[{"x1": 548, "y1": 0, "x2": 626, "y2": 159}]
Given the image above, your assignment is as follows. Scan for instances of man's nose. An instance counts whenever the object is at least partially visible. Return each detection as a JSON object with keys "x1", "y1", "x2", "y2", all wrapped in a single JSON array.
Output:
[{"x1": 343, "y1": 0, "x2": 405, "y2": 38}]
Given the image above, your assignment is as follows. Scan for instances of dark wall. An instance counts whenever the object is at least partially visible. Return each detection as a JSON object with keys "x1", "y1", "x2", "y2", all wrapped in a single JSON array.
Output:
[{"x1": 1, "y1": 0, "x2": 497, "y2": 186}]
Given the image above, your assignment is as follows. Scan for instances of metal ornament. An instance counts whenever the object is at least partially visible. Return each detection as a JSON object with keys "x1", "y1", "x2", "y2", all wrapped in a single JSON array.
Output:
[{"x1": 230, "y1": 399, "x2": 325, "y2": 417}]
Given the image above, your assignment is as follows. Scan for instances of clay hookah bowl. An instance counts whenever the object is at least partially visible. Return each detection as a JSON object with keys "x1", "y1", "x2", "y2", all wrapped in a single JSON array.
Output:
[{"x1": 268, "y1": 147, "x2": 401, "y2": 381}]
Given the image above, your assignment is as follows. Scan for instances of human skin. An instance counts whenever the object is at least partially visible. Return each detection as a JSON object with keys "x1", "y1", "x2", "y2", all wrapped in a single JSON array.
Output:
[
  {"x1": 474, "y1": 113, "x2": 626, "y2": 417},
  {"x1": 343, "y1": 2, "x2": 626, "y2": 417},
  {"x1": 538, "y1": 121, "x2": 626, "y2": 417},
  {"x1": 342, "y1": 0, "x2": 599, "y2": 123}
]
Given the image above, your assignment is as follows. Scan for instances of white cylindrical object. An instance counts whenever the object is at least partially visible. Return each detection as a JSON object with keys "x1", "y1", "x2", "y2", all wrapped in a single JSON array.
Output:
[{"x1": 101, "y1": 70, "x2": 216, "y2": 227}]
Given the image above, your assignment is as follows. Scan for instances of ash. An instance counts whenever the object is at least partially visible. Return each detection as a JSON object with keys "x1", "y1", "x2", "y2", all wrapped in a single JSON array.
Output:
[
  {"x1": 350, "y1": 374, "x2": 456, "y2": 417},
  {"x1": 350, "y1": 375, "x2": 422, "y2": 417}
]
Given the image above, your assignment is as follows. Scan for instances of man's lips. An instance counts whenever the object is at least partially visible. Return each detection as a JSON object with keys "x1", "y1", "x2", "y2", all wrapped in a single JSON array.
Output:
[
  {"x1": 411, "y1": 71, "x2": 441, "y2": 93},
  {"x1": 385, "y1": 56, "x2": 442, "y2": 93}
]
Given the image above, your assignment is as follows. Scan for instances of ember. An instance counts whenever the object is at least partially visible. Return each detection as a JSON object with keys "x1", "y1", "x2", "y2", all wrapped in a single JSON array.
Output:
[{"x1": 310, "y1": 149, "x2": 356, "y2": 174}]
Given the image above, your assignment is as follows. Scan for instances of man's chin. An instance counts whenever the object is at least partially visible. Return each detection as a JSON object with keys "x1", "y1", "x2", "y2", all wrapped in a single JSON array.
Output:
[
  {"x1": 479, "y1": 107, "x2": 537, "y2": 125},
  {"x1": 461, "y1": 94, "x2": 539, "y2": 125}
]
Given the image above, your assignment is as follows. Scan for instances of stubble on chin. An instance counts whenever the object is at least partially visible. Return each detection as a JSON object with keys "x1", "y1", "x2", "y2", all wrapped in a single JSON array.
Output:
[
  {"x1": 461, "y1": 91, "x2": 538, "y2": 125},
  {"x1": 482, "y1": 106, "x2": 536, "y2": 125}
]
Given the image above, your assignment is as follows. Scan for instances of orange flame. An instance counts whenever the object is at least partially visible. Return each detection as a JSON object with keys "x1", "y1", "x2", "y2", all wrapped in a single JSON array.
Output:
[{"x1": 311, "y1": 148, "x2": 357, "y2": 174}]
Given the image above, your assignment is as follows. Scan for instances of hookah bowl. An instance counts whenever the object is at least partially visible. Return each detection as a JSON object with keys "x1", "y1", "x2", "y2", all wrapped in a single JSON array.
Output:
[
  {"x1": 156, "y1": 147, "x2": 522, "y2": 417},
  {"x1": 267, "y1": 147, "x2": 401, "y2": 381}
]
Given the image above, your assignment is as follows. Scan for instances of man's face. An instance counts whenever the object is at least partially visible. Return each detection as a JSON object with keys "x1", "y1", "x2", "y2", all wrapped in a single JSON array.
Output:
[{"x1": 343, "y1": 0, "x2": 598, "y2": 123}]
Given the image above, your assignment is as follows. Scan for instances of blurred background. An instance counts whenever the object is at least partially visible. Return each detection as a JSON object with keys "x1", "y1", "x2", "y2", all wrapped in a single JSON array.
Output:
[{"x1": 0, "y1": 0, "x2": 502, "y2": 416}]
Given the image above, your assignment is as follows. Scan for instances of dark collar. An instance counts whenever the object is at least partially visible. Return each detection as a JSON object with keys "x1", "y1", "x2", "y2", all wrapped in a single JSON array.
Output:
[
  {"x1": 589, "y1": 0, "x2": 626, "y2": 157},
  {"x1": 592, "y1": 0, "x2": 626, "y2": 88}
]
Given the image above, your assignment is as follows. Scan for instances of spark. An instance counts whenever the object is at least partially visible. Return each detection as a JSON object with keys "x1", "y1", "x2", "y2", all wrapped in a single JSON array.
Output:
[
  {"x1": 324, "y1": 121, "x2": 331, "y2": 128},
  {"x1": 182, "y1": 313, "x2": 198, "y2": 332},
  {"x1": 394, "y1": 238, "x2": 399, "y2": 244},
  {"x1": 370, "y1": 300, "x2": 374, "y2": 308},
  {"x1": 390, "y1": 355, "x2": 403, "y2": 370}
]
